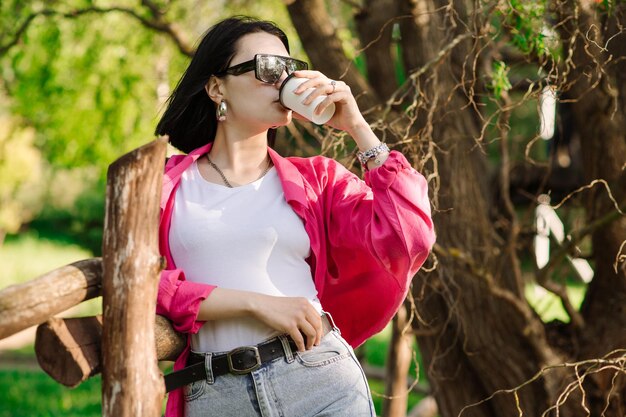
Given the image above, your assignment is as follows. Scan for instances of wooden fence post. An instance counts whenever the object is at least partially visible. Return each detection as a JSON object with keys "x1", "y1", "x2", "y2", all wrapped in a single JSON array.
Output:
[{"x1": 101, "y1": 138, "x2": 167, "y2": 417}]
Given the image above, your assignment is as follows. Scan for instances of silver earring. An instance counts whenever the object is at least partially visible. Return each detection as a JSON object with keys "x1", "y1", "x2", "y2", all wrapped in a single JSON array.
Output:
[{"x1": 216, "y1": 99, "x2": 227, "y2": 121}]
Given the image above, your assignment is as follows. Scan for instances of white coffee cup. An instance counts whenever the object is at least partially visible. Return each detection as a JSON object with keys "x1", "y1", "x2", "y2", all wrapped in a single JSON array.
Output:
[{"x1": 279, "y1": 74, "x2": 335, "y2": 125}]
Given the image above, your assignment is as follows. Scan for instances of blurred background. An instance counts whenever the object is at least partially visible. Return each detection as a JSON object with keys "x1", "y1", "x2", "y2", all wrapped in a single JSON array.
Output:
[{"x1": 1, "y1": 0, "x2": 625, "y2": 416}]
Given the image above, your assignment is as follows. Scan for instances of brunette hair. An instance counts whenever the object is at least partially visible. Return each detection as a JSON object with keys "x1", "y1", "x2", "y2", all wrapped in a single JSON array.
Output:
[{"x1": 155, "y1": 16, "x2": 289, "y2": 153}]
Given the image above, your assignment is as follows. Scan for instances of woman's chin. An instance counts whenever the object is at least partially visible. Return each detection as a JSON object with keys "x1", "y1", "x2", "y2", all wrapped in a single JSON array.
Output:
[{"x1": 271, "y1": 108, "x2": 293, "y2": 127}]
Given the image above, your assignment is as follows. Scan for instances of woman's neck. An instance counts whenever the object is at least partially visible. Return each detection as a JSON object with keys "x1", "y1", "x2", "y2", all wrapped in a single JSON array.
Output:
[{"x1": 209, "y1": 125, "x2": 270, "y2": 175}]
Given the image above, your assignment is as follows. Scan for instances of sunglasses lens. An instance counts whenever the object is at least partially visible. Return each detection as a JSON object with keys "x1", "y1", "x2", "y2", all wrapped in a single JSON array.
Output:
[
  {"x1": 257, "y1": 55, "x2": 308, "y2": 84},
  {"x1": 257, "y1": 55, "x2": 284, "y2": 84}
]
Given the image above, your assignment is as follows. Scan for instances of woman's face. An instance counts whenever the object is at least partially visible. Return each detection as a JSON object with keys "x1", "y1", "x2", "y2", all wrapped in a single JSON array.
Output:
[{"x1": 220, "y1": 31, "x2": 293, "y2": 130}]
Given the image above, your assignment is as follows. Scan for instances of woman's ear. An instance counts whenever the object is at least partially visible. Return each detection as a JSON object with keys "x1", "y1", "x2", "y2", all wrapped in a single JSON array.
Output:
[{"x1": 205, "y1": 76, "x2": 224, "y2": 104}]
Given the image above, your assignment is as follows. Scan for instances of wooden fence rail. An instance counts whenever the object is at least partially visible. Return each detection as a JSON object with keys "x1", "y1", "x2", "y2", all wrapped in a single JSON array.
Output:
[
  {"x1": 0, "y1": 258, "x2": 101, "y2": 340},
  {"x1": 35, "y1": 314, "x2": 184, "y2": 388}
]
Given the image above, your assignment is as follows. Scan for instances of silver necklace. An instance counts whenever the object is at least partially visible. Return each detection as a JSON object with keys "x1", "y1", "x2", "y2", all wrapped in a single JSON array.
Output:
[{"x1": 206, "y1": 154, "x2": 272, "y2": 188}]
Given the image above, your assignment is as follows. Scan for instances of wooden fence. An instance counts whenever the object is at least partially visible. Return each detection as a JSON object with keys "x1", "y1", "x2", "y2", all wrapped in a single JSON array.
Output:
[{"x1": 0, "y1": 138, "x2": 432, "y2": 417}]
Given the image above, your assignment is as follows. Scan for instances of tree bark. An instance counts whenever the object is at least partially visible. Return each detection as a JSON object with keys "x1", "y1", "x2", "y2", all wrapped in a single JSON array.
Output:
[
  {"x1": 382, "y1": 304, "x2": 412, "y2": 417},
  {"x1": 286, "y1": 0, "x2": 380, "y2": 111},
  {"x1": 0, "y1": 258, "x2": 101, "y2": 340},
  {"x1": 101, "y1": 138, "x2": 166, "y2": 417},
  {"x1": 354, "y1": 0, "x2": 401, "y2": 101},
  {"x1": 555, "y1": 1, "x2": 626, "y2": 414},
  {"x1": 35, "y1": 315, "x2": 184, "y2": 387}
]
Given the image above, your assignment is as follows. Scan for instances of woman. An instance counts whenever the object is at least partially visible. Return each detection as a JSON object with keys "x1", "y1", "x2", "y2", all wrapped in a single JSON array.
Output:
[{"x1": 155, "y1": 16, "x2": 435, "y2": 417}]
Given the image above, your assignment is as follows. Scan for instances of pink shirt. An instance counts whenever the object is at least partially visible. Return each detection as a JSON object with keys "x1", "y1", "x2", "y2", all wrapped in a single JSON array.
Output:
[{"x1": 157, "y1": 143, "x2": 435, "y2": 416}]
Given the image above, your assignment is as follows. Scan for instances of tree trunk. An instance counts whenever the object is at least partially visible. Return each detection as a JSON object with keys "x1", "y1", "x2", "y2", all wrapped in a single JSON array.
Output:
[
  {"x1": 0, "y1": 258, "x2": 101, "y2": 340},
  {"x1": 555, "y1": 1, "x2": 626, "y2": 413},
  {"x1": 354, "y1": 0, "x2": 401, "y2": 101},
  {"x1": 101, "y1": 138, "x2": 166, "y2": 417},
  {"x1": 286, "y1": 0, "x2": 380, "y2": 110}
]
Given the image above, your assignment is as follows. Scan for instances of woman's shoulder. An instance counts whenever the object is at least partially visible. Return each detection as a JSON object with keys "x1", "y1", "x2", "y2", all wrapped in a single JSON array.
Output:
[
  {"x1": 282, "y1": 154, "x2": 360, "y2": 193},
  {"x1": 165, "y1": 154, "x2": 187, "y2": 170},
  {"x1": 285, "y1": 154, "x2": 353, "y2": 176}
]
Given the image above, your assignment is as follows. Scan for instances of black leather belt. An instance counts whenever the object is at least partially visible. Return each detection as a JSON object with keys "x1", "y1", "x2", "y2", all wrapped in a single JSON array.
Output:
[{"x1": 164, "y1": 313, "x2": 335, "y2": 393}]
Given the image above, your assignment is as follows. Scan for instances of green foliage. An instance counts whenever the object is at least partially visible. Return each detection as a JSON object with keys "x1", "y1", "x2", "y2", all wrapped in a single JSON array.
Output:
[
  {"x1": 497, "y1": 0, "x2": 553, "y2": 57},
  {"x1": 0, "y1": 114, "x2": 45, "y2": 239},
  {"x1": 489, "y1": 60, "x2": 512, "y2": 100},
  {"x1": 3, "y1": 3, "x2": 160, "y2": 171},
  {"x1": 30, "y1": 171, "x2": 105, "y2": 255}
]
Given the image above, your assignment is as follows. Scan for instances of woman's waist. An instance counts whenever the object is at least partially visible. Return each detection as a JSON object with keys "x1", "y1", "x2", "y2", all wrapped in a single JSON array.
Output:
[{"x1": 192, "y1": 299, "x2": 323, "y2": 353}]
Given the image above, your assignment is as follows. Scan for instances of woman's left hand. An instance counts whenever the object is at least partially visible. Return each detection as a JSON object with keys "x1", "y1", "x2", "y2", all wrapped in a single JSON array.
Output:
[{"x1": 291, "y1": 70, "x2": 366, "y2": 133}]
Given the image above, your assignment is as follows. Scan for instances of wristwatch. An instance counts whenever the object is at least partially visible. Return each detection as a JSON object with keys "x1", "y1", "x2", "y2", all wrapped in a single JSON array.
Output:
[{"x1": 356, "y1": 143, "x2": 390, "y2": 166}]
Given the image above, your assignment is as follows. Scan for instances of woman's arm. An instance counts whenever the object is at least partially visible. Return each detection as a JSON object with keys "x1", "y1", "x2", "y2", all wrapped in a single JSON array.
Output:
[
  {"x1": 158, "y1": 269, "x2": 323, "y2": 351},
  {"x1": 197, "y1": 288, "x2": 323, "y2": 352}
]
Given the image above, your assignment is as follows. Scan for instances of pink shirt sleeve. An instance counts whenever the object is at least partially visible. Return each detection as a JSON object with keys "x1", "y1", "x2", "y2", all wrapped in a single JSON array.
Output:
[
  {"x1": 156, "y1": 268, "x2": 215, "y2": 334},
  {"x1": 323, "y1": 151, "x2": 435, "y2": 285}
]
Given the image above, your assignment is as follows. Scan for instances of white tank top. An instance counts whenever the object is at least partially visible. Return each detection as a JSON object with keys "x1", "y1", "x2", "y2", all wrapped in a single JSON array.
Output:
[{"x1": 169, "y1": 161, "x2": 322, "y2": 352}]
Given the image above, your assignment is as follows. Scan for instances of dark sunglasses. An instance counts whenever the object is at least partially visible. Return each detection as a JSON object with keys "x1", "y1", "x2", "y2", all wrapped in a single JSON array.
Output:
[{"x1": 215, "y1": 54, "x2": 308, "y2": 84}]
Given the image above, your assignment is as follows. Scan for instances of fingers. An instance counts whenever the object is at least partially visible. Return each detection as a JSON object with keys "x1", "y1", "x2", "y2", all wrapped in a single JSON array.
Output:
[
  {"x1": 288, "y1": 301, "x2": 323, "y2": 352},
  {"x1": 299, "y1": 320, "x2": 317, "y2": 350},
  {"x1": 289, "y1": 327, "x2": 307, "y2": 352},
  {"x1": 314, "y1": 91, "x2": 350, "y2": 116},
  {"x1": 292, "y1": 70, "x2": 346, "y2": 102},
  {"x1": 311, "y1": 313, "x2": 323, "y2": 347},
  {"x1": 255, "y1": 295, "x2": 324, "y2": 352}
]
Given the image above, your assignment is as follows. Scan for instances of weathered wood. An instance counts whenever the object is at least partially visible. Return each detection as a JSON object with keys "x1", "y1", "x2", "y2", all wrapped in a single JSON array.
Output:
[
  {"x1": 35, "y1": 315, "x2": 184, "y2": 387},
  {"x1": 36, "y1": 316, "x2": 103, "y2": 388},
  {"x1": 101, "y1": 138, "x2": 167, "y2": 417},
  {"x1": 154, "y1": 314, "x2": 186, "y2": 362},
  {"x1": 383, "y1": 304, "x2": 412, "y2": 417},
  {"x1": 0, "y1": 258, "x2": 102, "y2": 340}
]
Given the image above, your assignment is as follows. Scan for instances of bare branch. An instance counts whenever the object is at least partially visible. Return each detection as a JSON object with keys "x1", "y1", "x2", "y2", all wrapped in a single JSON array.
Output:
[
  {"x1": 458, "y1": 350, "x2": 626, "y2": 417},
  {"x1": 0, "y1": 6, "x2": 194, "y2": 58}
]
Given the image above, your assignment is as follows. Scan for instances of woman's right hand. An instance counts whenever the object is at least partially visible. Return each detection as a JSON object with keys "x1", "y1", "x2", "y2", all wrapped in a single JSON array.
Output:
[
  {"x1": 198, "y1": 288, "x2": 323, "y2": 352},
  {"x1": 250, "y1": 293, "x2": 323, "y2": 352}
]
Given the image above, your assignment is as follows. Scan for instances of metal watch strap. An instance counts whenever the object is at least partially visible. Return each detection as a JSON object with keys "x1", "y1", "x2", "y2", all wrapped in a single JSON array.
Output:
[{"x1": 356, "y1": 143, "x2": 390, "y2": 166}]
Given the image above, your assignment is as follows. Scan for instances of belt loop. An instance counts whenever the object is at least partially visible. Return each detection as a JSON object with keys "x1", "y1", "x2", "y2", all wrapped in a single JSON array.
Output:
[
  {"x1": 323, "y1": 311, "x2": 340, "y2": 335},
  {"x1": 204, "y1": 352, "x2": 214, "y2": 385},
  {"x1": 278, "y1": 335, "x2": 295, "y2": 363}
]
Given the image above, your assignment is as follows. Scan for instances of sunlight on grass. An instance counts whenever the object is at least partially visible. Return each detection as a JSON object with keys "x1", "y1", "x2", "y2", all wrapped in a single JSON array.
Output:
[
  {"x1": 1, "y1": 232, "x2": 93, "y2": 288},
  {"x1": 0, "y1": 370, "x2": 101, "y2": 417},
  {"x1": 0, "y1": 232, "x2": 100, "y2": 317}
]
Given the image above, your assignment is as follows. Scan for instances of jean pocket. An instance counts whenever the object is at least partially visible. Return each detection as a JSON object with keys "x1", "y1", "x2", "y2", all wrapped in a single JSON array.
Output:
[
  {"x1": 295, "y1": 334, "x2": 351, "y2": 367},
  {"x1": 183, "y1": 379, "x2": 206, "y2": 402}
]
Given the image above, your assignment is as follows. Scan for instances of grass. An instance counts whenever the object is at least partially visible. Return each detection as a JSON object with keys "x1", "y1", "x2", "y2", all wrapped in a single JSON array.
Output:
[
  {"x1": 0, "y1": 370, "x2": 101, "y2": 417},
  {"x1": 0, "y1": 231, "x2": 93, "y2": 288}
]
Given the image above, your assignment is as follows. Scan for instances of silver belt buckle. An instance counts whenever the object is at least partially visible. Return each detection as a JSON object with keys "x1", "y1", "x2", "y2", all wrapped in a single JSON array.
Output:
[{"x1": 226, "y1": 346, "x2": 261, "y2": 375}]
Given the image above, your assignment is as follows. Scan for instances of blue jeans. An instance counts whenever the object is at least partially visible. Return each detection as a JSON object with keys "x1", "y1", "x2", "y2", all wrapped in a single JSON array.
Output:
[{"x1": 184, "y1": 330, "x2": 376, "y2": 417}]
